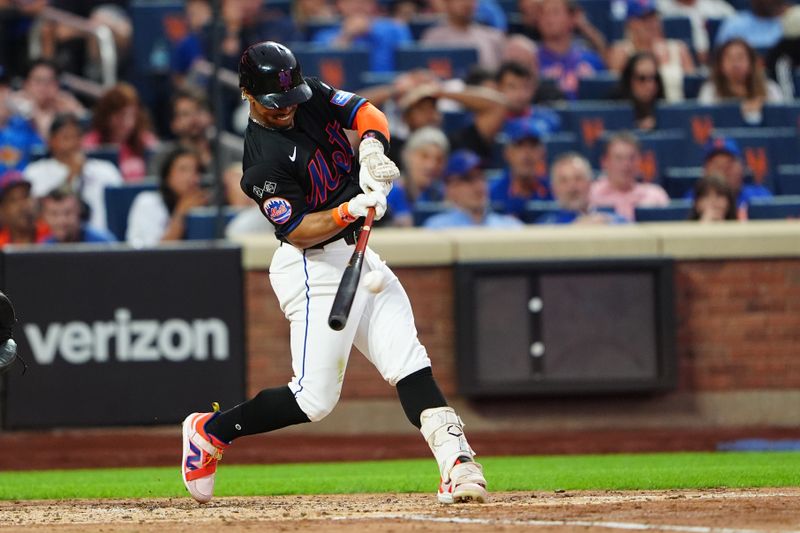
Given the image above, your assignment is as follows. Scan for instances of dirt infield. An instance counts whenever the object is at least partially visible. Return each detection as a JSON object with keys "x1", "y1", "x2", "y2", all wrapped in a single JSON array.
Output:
[{"x1": 1, "y1": 489, "x2": 798, "y2": 532}]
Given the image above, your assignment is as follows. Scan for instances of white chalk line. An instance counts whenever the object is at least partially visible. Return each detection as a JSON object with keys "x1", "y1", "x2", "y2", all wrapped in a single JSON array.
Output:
[{"x1": 333, "y1": 513, "x2": 800, "y2": 533}]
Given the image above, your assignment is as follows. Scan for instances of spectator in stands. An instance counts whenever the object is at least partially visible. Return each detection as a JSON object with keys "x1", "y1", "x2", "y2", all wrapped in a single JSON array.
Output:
[
  {"x1": 386, "y1": 126, "x2": 450, "y2": 227},
  {"x1": 501, "y1": 36, "x2": 566, "y2": 102},
  {"x1": 589, "y1": 132, "x2": 670, "y2": 220},
  {"x1": 511, "y1": 0, "x2": 608, "y2": 59},
  {"x1": 0, "y1": 67, "x2": 44, "y2": 174},
  {"x1": 11, "y1": 59, "x2": 86, "y2": 140},
  {"x1": 421, "y1": 0, "x2": 507, "y2": 71},
  {"x1": 694, "y1": 137, "x2": 771, "y2": 217},
  {"x1": 698, "y1": 38, "x2": 784, "y2": 123},
  {"x1": 224, "y1": 162, "x2": 270, "y2": 237},
  {"x1": 656, "y1": 0, "x2": 735, "y2": 64},
  {"x1": 714, "y1": 0, "x2": 787, "y2": 49},
  {"x1": 40, "y1": 186, "x2": 115, "y2": 243},
  {"x1": 294, "y1": 0, "x2": 338, "y2": 39},
  {"x1": 83, "y1": 82, "x2": 159, "y2": 182},
  {"x1": 536, "y1": 0, "x2": 606, "y2": 100},
  {"x1": 424, "y1": 150, "x2": 523, "y2": 229},
  {"x1": 390, "y1": 78, "x2": 506, "y2": 166},
  {"x1": 24, "y1": 113, "x2": 122, "y2": 232},
  {"x1": 126, "y1": 147, "x2": 208, "y2": 247},
  {"x1": 608, "y1": 0, "x2": 695, "y2": 102},
  {"x1": 538, "y1": 152, "x2": 628, "y2": 224},
  {"x1": 491, "y1": 117, "x2": 552, "y2": 219},
  {"x1": 149, "y1": 89, "x2": 229, "y2": 176},
  {"x1": 313, "y1": 0, "x2": 413, "y2": 72},
  {"x1": 688, "y1": 174, "x2": 738, "y2": 221},
  {"x1": 0, "y1": 170, "x2": 49, "y2": 246},
  {"x1": 613, "y1": 52, "x2": 665, "y2": 131}
]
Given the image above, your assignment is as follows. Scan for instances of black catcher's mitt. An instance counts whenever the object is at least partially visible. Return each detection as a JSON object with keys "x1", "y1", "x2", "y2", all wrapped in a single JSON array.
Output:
[{"x1": 0, "y1": 291, "x2": 20, "y2": 375}]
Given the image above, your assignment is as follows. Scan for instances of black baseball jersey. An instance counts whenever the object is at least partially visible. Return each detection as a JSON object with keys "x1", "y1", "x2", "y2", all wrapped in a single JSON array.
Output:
[{"x1": 241, "y1": 78, "x2": 367, "y2": 245}]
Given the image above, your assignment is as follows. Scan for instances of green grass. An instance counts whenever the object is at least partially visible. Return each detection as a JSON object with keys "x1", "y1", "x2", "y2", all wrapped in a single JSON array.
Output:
[{"x1": 1, "y1": 452, "x2": 798, "y2": 500}]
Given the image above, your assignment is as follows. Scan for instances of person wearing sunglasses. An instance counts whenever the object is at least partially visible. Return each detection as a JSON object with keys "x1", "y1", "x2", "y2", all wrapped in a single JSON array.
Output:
[{"x1": 613, "y1": 52, "x2": 665, "y2": 131}]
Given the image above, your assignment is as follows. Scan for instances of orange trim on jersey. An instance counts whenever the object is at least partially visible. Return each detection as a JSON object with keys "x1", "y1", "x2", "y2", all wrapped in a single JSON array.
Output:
[{"x1": 352, "y1": 102, "x2": 390, "y2": 141}]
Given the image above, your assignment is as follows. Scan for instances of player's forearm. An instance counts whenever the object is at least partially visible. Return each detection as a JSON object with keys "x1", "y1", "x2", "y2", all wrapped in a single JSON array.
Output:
[{"x1": 284, "y1": 208, "x2": 351, "y2": 249}]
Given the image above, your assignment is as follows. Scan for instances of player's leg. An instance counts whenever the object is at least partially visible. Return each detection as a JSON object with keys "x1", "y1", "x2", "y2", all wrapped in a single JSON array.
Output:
[
  {"x1": 352, "y1": 249, "x2": 488, "y2": 504},
  {"x1": 182, "y1": 243, "x2": 366, "y2": 503}
]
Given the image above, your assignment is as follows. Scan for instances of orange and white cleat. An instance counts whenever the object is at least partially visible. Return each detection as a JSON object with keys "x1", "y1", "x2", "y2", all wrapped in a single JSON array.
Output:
[
  {"x1": 181, "y1": 403, "x2": 228, "y2": 503},
  {"x1": 437, "y1": 458, "x2": 489, "y2": 504}
]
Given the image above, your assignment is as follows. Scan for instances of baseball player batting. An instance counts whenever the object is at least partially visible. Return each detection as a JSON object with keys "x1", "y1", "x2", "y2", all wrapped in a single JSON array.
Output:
[{"x1": 181, "y1": 41, "x2": 487, "y2": 505}]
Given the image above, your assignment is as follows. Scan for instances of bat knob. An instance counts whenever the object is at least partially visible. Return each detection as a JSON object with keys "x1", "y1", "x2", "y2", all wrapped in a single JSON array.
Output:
[{"x1": 328, "y1": 315, "x2": 346, "y2": 331}]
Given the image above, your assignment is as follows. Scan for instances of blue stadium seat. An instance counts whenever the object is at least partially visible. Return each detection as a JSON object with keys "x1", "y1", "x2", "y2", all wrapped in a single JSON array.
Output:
[
  {"x1": 130, "y1": 1, "x2": 183, "y2": 75},
  {"x1": 413, "y1": 202, "x2": 449, "y2": 227},
  {"x1": 263, "y1": 0, "x2": 291, "y2": 16},
  {"x1": 104, "y1": 183, "x2": 158, "y2": 241},
  {"x1": 663, "y1": 166, "x2": 703, "y2": 198},
  {"x1": 394, "y1": 45, "x2": 479, "y2": 80},
  {"x1": 637, "y1": 129, "x2": 689, "y2": 184},
  {"x1": 576, "y1": 0, "x2": 614, "y2": 41},
  {"x1": 292, "y1": 46, "x2": 370, "y2": 91},
  {"x1": 682, "y1": 73, "x2": 707, "y2": 99},
  {"x1": 705, "y1": 18, "x2": 724, "y2": 47},
  {"x1": 86, "y1": 145, "x2": 121, "y2": 168},
  {"x1": 656, "y1": 102, "x2": 744, "y2": 150},
  {"x1": 747, "y1": 196, "x2": 800, "y2": 219},
  {"x1": 662, "y1": 16, "x2": 693, "y2": 43},
  {"x1": 634, "y1": 200, "x2": 692, "y2": 222},
  {"x1": 777, "y1": 165, "x2": 800, "y2": 195},
  {"x1": 408, "y1": 17, "x2": 439, "y2": 40},
  {"x1": 556, "y1": 102, "x2": 634, "y2": 165},
  {"x1": 521, "y1": 200, "x2": 561, "y2": 223},
  {"x1": 576, "y1": 72, "x2": 619, "y2": 100},
  {"x1": 442, "y1": 111, "x2": 471, "y2": 134},
  {"x1": 762, "y1": 103, "x2": 800, "y2": 128},
  {"x1": 185, "y1": 207, "x2": 241, "y2": 240},
  {"x1": 544, "y1": 132, "x2": 579, "y2": 166}
]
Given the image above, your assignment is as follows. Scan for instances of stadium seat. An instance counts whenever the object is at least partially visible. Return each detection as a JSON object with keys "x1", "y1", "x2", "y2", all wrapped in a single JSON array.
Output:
[
  {"x1": 705, "y1": 18, "x2": 724, "y2": 48},
  {"x1": 777, "y1": 165, "x2": 800, "y2": 195},
  {"x1": 634, "y1": 199, "x2": 692, "y2": 222},
  {"x1": 662, "y1": 16, "x2": 693, "y2": 43},
  {"x1": 184, "y1": 207, "x2": 242, "y2": 240},
  {"x1": 637, "y1": 129, "x2": 689, "y2": 184},
  {"x1": 544, "y1": 132, "x2": 579, "y2": 167},
  {"x1": 747, "y1": 196, "x2": 800, "y2": 219},
  {"x1": 555, "y1": 102, "x2": 634, "y2": 165},
  {"x1": 86, "y1": 145, "x2": 121, "y2": 168},
  {"x1": 408, "y1": 17, "x2": 439, "y2": 40},
  {"x1": 104, "y1": 182, "x2": 158, "y2": 241},
  {"x1": 413, "y1": 202, "x2": 449, "y2": 227},
  {"x1": 521, "y1": 200, "x2": 561, "y2": 223},
  {"x1": 656, "y1": 103, "x2": 744, "y2": 148},
  {"x1": 663, "y1": 166, "x2": 703, "y2": 199},
  {"x1": 130, "y1": 1, "x2": 184, "y2": 75},
  {"x1": 442, "y1": 111, "x2": 471, "y2": 134},
  {"x1": 576, "y1": 72, "x2": 619, "y2": 100},
  {"x1": 762, "y1": 103, "x2": 800, "y2": 128},
  {"x1": 292, "y1": 46, "x2": 370, "y2": 91},
  {"x1": 576, "y1": 0, "x2": 614, "y2": 42},
  {"x1": 682, "y1": 74, "x2": 707, "y2": 99},
  {"x1": 394, "y1": 45, "x2": 479, "y2": 80}
]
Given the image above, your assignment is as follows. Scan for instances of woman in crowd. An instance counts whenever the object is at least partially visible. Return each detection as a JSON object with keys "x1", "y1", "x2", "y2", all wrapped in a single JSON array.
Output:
[
  {"x1": 613, "y1": 52, "x2": 665, "y2": 131},
  {"x1": 688, "y1": 174, "x2": 738, "y2": 222},
  {"x1": 126, "y1": 147, "x2": 208, "y2": 246},
  {"x1": 698, "y1": 38, "x2": 784, "y2": 124},
  {"x1": 83, "y1": 82, "x2": 159, "y2": 182}
]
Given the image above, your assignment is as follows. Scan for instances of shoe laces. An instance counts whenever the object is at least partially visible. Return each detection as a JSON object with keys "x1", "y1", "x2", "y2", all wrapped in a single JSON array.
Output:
[{"x1": 202, "y1": 401, "x2": 225, "y2": 466}]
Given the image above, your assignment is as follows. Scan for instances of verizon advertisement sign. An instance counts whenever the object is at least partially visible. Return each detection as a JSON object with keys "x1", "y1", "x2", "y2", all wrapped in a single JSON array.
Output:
[{"x1": 1, "y1": 245, "x2": 246, "y2": 429}]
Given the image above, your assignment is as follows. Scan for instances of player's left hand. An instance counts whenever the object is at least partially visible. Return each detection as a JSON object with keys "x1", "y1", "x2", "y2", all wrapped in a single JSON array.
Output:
[{"x1": 359, "y1": 137, "x2": 398, "y2": 196}]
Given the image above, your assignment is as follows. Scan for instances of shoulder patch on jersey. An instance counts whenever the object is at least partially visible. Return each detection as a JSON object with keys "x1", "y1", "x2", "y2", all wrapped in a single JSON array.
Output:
[
  {"x1": 253, "y1": 180, "x2": 277, "y2": 199},
  {"x1": 330, "y1": 90, "x2": 355, "y2": 107},
  {"x1": 263, "y1": 197, "x2": 292, "y2": 224}
]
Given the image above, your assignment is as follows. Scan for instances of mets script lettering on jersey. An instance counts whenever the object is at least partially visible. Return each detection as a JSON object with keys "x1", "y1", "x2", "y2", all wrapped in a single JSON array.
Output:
[
  {"x1": 306, "y1": 121, "x2": 353, "y2": 207},
  {"x1": 264, "y1": 197, "x2": 292, "y2": 224}
]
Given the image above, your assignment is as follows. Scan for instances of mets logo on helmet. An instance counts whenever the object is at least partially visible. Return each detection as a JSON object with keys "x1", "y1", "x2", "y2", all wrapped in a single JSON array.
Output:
[
  {"x1": 278, "y1": 70, "x2": 292, "y2": 91},
  {"x1": 264, "y1": 197, "x2": 292, "y2": 224}
]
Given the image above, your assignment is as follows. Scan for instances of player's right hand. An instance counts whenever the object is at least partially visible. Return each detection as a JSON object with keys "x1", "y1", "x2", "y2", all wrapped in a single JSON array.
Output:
[{"x1": 348, "y1": 191, "x2": 387, "y2": 221}]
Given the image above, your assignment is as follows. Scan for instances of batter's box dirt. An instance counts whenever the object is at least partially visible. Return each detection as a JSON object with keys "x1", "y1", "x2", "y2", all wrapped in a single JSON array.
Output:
[{"x1": 1, "y1": 489, "x2": 798, "y2": 532}]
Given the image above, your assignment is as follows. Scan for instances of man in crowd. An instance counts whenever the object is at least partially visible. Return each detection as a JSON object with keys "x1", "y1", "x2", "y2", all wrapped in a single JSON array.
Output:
[
  {"x1": 40, "y1": 187, "x2": 115, "y2": 243},
  {"x1": 538, "y1": 152, "x2": 628, "y2": 224},
  {"x1": 424, "y1": 150, "x2": 523, "y2": 229},
  {"x1": 0, "y1": 170, "x2": 49, "y2": 246},
  {"x1": 589, "y1": 132, "x2": 669, "y2": 220},
  {"x1": 490, "y1": 116, "x2": 552, "y2": 219}
]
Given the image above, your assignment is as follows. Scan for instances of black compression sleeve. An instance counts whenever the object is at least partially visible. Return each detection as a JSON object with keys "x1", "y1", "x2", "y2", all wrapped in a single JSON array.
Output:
[
  {"x1": 205, "y1": 386, "x2": 310, "y2": 443},
  {"x1": 396, "y1": 367, "x2": 447, "y2": 429}
]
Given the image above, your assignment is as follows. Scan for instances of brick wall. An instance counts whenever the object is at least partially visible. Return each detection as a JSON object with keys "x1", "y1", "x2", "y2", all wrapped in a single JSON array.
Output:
[{"x1": 246, "y1": 259, "x2": 800, "y2": 399}]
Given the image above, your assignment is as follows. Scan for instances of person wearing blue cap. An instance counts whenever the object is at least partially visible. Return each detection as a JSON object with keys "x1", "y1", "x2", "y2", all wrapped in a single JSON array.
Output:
[
  {"x1": 687, "y1": 137, "x2": 772, "y2": 218},
  {"x1": 608, "y1": 0, "x2": 695, "y2": 102},
  {"x1": 490, "y1": 116, "x2": 552, "y2": 219},
  {"x1": 424, "y1": 150, "x2": 523, "y2": 229}
]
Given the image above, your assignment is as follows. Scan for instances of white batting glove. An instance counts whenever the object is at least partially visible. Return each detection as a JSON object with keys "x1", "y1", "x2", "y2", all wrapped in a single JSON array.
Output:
[
  {"x1": 359, "y1": 137, "x2": 398, "y2": 196},
  {"x1": 348, "y1": 191, "x2": 387, "y2": 221}
]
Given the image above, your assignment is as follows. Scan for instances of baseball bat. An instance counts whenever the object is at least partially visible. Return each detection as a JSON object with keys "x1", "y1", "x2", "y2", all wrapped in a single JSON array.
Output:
[{"x1": 328, "y1": 207, "x2": 376, "y2": 331}]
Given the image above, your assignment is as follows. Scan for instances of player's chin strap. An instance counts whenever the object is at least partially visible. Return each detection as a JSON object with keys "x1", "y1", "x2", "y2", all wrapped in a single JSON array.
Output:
[{"x1": 420, "y1": 407, "x2": 476, "y2": 481}]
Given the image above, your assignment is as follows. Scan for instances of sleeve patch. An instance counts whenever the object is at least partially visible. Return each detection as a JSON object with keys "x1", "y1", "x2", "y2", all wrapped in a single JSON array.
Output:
[
  {"x1": 331, "y1": 90, "x2": 355, "y2": 106},
  {"x1": 263, "y1": 197, "x2": 293, "y2": 224}
]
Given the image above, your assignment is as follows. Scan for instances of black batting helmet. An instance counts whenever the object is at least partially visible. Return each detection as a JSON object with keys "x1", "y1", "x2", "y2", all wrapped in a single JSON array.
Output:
[{"x1": 239, "y1": 41, "x2": 312, "y2": 109}]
